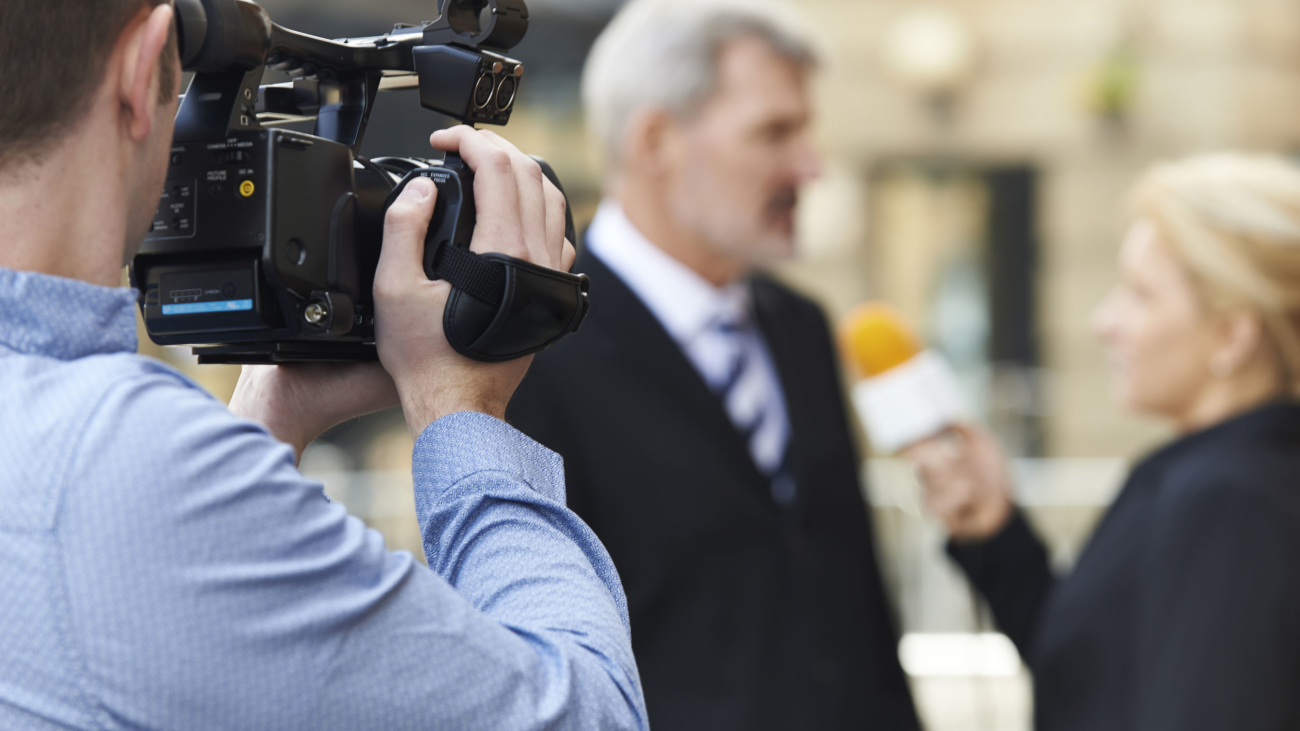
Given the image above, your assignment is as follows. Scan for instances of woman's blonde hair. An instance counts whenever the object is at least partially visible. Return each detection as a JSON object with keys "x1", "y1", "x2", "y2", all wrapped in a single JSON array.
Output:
[{"x1": 1133, "y1": 153, "x2": 1300, "y2": 395}]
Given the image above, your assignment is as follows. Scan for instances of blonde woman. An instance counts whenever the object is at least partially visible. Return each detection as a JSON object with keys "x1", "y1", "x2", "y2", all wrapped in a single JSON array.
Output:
[{"x1": 909, "y1": 154, "x2": 1300, "y2": 731}]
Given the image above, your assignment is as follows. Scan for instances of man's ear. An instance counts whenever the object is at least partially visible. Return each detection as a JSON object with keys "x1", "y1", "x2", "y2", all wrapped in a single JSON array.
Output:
[
  {"x1": 623, "y1": 109, "x2": 682, "y2": 178},
  {"x1": 118, "y1": 3, "x2": 176, "y2": 142}
]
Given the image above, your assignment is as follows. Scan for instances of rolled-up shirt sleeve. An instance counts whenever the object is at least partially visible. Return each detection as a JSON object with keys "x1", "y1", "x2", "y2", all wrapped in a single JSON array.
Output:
[{"x1": 57, "y1": 371, "x2": 646, "y2": 730}]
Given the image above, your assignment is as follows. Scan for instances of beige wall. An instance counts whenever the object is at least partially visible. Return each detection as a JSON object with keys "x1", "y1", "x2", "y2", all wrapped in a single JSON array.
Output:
[{"x1": 778, "y1": 0, "x2": 1300, "y2": 458}]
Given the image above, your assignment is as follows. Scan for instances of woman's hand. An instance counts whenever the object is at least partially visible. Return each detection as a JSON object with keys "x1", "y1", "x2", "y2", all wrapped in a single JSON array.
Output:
[{"x1": 903, "y1": 423, "x2": 1015, "y2": 542}]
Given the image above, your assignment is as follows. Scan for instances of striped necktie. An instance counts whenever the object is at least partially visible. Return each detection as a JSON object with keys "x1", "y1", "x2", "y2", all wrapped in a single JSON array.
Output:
[{"x1": 707, "y1": 312, "x2": 796, "y2": 506}]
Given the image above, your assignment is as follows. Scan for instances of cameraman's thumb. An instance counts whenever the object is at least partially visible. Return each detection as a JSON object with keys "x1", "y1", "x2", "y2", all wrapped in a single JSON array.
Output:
[{"x1": 378, "y1": 177, "x2": 437, "y2": 279}]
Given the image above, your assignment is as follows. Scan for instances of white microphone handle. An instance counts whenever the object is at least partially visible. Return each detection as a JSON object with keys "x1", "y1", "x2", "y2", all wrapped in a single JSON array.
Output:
[{"x1": 852, "y1": 350, "x2": 967, "y2": 454}]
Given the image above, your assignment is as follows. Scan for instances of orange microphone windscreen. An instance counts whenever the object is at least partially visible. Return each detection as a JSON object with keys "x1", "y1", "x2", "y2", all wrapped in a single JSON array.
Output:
[{"x1": 840, "y1": 302, "x2": 923, "y2": 378}]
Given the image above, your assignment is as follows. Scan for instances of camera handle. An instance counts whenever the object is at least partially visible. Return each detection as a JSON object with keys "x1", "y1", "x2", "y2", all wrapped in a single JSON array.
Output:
[
  {"x1": 315, "y1": 73, "x2": 381, "y2": 153},
  {"x1": 434, "y1": 243, "x2": 591, "y2": 362},
  {"x1": 385, "y1": 153, "x2": 589, "y2": 363}
]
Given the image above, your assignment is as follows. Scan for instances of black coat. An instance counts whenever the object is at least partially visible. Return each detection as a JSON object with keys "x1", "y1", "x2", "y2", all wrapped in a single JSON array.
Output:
[
  {"x1": 951, "y1": 400, "x2": 1300, "y2": 731},
  {"x1": 507, "y1": 250, "x2": 920, "y2": 731}
]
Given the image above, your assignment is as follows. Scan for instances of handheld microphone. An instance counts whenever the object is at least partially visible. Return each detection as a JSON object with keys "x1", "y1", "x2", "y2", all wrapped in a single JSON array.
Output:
[{"x1": 840, "y1": 302, "x2": 967, "y2": 454}]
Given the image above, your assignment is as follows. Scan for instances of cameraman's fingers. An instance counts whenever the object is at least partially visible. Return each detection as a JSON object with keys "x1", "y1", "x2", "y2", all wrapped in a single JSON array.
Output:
[
  {"x1": 542, "y1": 176, "x2": 568, "y2": 270},
  {"x1": 477, "y1": 130, "x2": 567, "y2": 268},
  {"x1": 376, "y1": 177, "x2": 437, "y2": 289},
  {"x1": 561, "y1": 239, "x2": 577, "y2": 272},
  {"x1": 430, "y1": 127, "x2": 525, "y2": 259},
  {"x1": 478, "y1": 131, "x2": 548, "y2": 265}
]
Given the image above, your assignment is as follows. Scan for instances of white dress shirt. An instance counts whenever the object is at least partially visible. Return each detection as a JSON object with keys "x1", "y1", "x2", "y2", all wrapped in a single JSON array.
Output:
[{"x1": 586, "y1": 200, "x2": 793, "y2": 486}]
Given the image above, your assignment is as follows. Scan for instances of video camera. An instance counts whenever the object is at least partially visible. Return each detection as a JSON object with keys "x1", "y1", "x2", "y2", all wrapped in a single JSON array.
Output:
[{"x1": 131, "y1": 0, "x2": 590, "y2": 364}]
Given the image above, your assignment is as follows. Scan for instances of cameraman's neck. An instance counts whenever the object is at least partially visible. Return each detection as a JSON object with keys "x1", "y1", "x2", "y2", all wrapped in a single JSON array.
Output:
[
  {"x1": 0, "y1": 117, "x2": 133, "y2": 289},
  {"x1": 617, "y1": 182, "x2": 748, "y2": 289}
]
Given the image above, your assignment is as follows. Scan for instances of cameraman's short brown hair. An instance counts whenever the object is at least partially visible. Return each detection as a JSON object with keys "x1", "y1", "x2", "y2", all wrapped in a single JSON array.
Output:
[{"x1": 0, "y1": 0, "x2": 177, "y2": 172}]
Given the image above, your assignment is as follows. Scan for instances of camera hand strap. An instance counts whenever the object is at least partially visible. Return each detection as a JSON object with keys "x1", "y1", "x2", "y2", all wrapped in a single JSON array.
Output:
[
  {"x1": 430, "y1": 241, "x2": 590, "y2": 363},
  {"x1": 430, "y1": 241, "x2": 507, "y2": 306}
]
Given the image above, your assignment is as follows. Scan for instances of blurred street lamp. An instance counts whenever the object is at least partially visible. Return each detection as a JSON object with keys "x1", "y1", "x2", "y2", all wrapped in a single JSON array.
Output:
[{"x1": 881, "y1": 6, "x2": 977, "y2": 123}]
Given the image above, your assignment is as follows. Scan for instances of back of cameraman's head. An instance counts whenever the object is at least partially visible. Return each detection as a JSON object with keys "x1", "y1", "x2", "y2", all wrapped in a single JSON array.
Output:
[
  {"x1": 582, "y1": 0, "x2": 819, "y2": 180},
  {"x1": 0, "y1": 0, "x2": 177, "y2": 173}
]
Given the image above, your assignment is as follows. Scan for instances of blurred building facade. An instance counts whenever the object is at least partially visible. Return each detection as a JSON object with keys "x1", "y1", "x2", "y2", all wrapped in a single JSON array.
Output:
[{"x1": 784, "y1": 0, "x2": 1300, "y2": 461}]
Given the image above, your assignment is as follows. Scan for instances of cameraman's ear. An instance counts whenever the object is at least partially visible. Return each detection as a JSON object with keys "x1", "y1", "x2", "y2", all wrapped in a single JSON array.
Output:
[{"x1": 119, "y1": 3, "x2": 176, "y2": 142}]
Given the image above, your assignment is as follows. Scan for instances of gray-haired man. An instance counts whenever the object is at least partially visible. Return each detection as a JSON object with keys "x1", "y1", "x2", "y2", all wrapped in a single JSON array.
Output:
[{"x1": 508, "y1": 1, "x2": 921, "y2": 728}]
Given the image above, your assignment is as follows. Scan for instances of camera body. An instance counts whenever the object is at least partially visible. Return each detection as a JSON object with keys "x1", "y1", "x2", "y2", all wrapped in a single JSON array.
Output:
[
  {"x1": 131, "y1": 0, "x2": 587, "y2": 364},
  {"x1": 139, "y1": 128, "x2": 379, "y2": 360}
]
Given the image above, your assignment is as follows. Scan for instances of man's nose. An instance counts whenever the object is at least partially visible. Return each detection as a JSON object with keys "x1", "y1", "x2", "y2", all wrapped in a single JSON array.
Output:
[
  {"x1": 792, "y1": 138, "x2": 823, "y2": 184},
  {"x1": 1090, "y1": 289, "x2": 1120, "y2": 341}
]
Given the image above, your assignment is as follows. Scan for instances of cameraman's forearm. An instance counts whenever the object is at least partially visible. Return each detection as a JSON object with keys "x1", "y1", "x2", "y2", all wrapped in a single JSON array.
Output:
[
  {"x1": 388, "y1": 356, "x2": 527, "y2": 440},
  {"x1": 399, "y1": 390, "x2": 507, "y2": 440},
  {"x1": 411, "y1": 412, "x2": 648, "y2": 728}
]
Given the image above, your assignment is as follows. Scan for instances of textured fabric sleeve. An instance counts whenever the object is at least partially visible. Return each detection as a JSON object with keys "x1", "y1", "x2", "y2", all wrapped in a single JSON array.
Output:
[
  {"x1": 947, "y1": 511, "x2": 1057, "y2": 659},
  {"x1": 57, "y1": 372, "x2": 646, "y2": 731},
  {"x1": 506, "y1": 366, "x2": 593, "y2": 521},
  {"x1": 1134, "y1": 474, "x2": 1300, "y2": 731}
]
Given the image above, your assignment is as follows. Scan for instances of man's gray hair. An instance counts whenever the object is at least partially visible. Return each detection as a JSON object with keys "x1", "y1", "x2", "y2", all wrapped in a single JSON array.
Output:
[{"x1": 582, "y1": 0, "x2": 820, "y2": 174}]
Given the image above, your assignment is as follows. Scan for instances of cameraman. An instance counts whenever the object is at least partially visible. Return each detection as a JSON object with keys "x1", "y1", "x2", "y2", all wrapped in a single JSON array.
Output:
[{"x1": 0, "y1": 1, "x2": 646, "y2": 729}]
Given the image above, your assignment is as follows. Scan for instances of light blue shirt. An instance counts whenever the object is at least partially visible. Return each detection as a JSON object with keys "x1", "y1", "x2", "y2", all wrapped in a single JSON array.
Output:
[{"x1": 0, "y1": 267, "x2": 647, "y2": 730}]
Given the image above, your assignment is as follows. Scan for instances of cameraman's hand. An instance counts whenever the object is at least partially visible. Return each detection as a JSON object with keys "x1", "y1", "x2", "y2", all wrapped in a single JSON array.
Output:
[
  {"x1": 229, "y1": 363, "x2": 400, "y2": 463},
  {"x1": 375, "y1": 126, "x2": 576, "y2": 439},
  {"x1": 904, "y1": 424, "x2": 1014, "y2": 542}
]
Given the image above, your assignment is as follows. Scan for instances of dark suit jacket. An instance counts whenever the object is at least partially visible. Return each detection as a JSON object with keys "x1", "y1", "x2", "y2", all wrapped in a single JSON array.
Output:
[
  {"x1": 507, "y1": 250, "x2": 920, "y2": 731},
  {"x1": 950, "y1": 400, "x2": 1300, "y2": 731}
]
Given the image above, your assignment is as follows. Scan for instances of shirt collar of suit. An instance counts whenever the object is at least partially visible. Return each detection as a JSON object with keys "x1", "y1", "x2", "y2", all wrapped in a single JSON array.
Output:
[{"x1": 586, "y1": 199, "x2": 751, "y2": 350}]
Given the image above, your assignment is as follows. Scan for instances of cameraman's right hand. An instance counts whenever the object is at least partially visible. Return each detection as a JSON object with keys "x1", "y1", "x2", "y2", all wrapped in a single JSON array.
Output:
[
  {"x1": 904, "y1": 424, "x2": 1015, "y2": 542},
  {"x1": 374, "y1": 126, "x2": 576, "y2": 439}
]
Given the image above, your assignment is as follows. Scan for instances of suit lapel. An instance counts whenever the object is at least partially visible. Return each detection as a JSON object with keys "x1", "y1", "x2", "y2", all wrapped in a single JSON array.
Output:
[{"x1": 576, "y1": 249, "x2": 772, "y2": 493}]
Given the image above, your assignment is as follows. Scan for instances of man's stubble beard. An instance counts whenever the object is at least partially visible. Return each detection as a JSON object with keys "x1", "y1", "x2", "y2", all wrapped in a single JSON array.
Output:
[{"x1": 669, "y1": 165, "x2": 798, "y2": 277}]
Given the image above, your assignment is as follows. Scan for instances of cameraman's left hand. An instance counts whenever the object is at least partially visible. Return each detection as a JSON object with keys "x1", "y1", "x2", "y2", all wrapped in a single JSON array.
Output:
[{"x1": 229, "y1": 363, "x2": 399, "y2": 463}]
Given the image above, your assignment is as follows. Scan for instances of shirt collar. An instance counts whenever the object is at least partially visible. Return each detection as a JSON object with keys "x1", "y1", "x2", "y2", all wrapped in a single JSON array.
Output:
[
  {"x1": 0, "y1": 268, "x2": 139, "y2": 360},
  {"x1": 586, "y1": 200, "x2": 750, "y2": 346}
]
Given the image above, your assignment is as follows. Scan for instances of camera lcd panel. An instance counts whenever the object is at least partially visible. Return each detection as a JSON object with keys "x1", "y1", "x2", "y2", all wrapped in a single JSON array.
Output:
[{"x1": 159, "y1": 269, "x2": 255, "y2": 315}]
